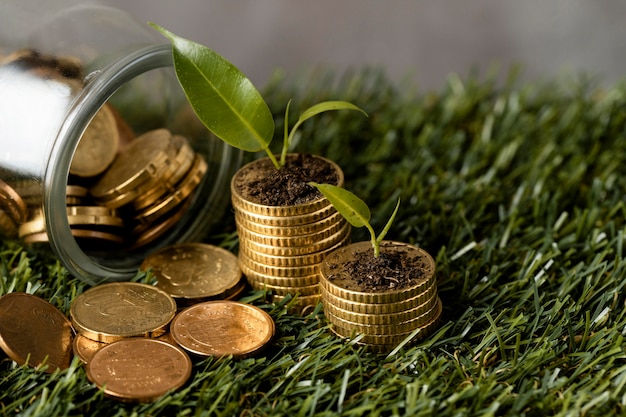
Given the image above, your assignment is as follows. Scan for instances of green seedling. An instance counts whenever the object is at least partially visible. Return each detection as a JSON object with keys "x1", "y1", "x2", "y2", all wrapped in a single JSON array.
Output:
[
  {"x1": 309, "y1": 183, "x2": 400, "y2": 257},
  {"x1": 150, "y1": 23, "x2": 366, "y2": 169}
]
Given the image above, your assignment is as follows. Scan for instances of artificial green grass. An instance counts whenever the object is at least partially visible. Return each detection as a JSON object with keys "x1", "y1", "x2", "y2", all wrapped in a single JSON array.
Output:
[{"x1": 2, "y1": 67, "x2": 626, "y2": 416}]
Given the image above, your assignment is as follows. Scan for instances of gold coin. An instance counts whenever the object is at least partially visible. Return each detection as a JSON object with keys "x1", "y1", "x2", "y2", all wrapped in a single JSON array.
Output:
[
  {"x1": 18, "y1": 206, "x2": 123, "y2": 238},
  {"x1": 234, "y1": 202, "x2": 338, "y2": 227},
  {"x1": 244, "y1": 279, "x2": 320, "y2": 297},
  {"x1": 239, "y1": 223, "x2": 351, "y2": 257},
  {"x1": 70, "y1": 282, "x2": 177, "y2": 343},
  {"x1": 238, "y1": 235, "x2": 348, "y2": 267},
  {"x1": 86, "y1": 338, "x2": 192, "y2": 403},
  {"x1": 235, "y1": 210, "x2": 344, "y2": 237},
  {"x1": 0, "y1": 292, "x2": 73, "y2": 372},
  {"x1": 132, "y1": 135, "x2": 196, "y2": 210},
  {"x1": 236, "y1": 217, "x2": 347, "y2": 247},
  {"x1": 90, "y1": 128, "x2": 176, "y2": 206},
  {"x1": 141, "y1": 243, "x2": 243, "y2": 301},
  {"x1": 20, "y1": 229, "x2": 124, "y2": 245},
  {"x1": 240, "y1": 261, "x2": 320, "y2": 288},
  {"x1": 170, "y1": 300, "x2": 274, "y2": 358},
  {"x1": 73, "y1": 333, "x2": 106, "y2": 364},
  {"x1": 329, "y1": 298, "x2": 443, "y2": 346},
  {"x1": 325, "y1": 297, "x2": 441, "y2": 336},
  {"x1": 132, "y1": 154, "x2": 207, "y2": 225},
  {"x1": 0, "y1": 179, "x2": 28, "y2": 225},
  {"x1": 230, "y1": 155, "x2": 343, "y2": 217},
  {"x1": 320, "y1": 280, "x2": 438, "y2": 315},
  {"x1": 323, "y1": 291, "x2": 438, "y2": 325},
  {"x1": 239, "y1": 251, "x2": 320, "y2": 278},
  {"x1": 319, "y1": 241, "x2": 436, "y2": 304},
  {"x1": 127, "y1": 197, "x2": 192, "y2": 250},
  {"x1": 70, "y1": 103, "x2": 120, "y2": 177}
]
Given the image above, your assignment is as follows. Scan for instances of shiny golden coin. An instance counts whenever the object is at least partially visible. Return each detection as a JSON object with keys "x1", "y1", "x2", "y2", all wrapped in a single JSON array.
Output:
[
  {"x1": 236, "y1": 217, "x2": 347, "y2": 247},
  {"x1": 70, "y1": 282, "x2": 177, "y2": 343},
  {"x1": 70, "y1": 103, "x2": 120, "y2": 177},
  {"x1": 133, "y1": 154, "x2": 207, "y2": 225},
  {"x1": 141, "y1": 243, "x2": 242, "y2": 301},
  {"x1": 66, "y1": 184, "x2": 89, "y2": 198},
  {"x1": 239, "y1": 251, "x2": 320, "y2": 278},
  {"x1": 20, "y1": 229, "x2": 125, "y2": 245},
  {"x1": 235, "y1": 210, "x2": 344, "y2": 237},
  {"x1": 132, "y1": 135, "x2": 196, "y2": 210},
  {"x1": 235, "y1": 202, "x2": 339, "y2": 227},
  {"x1": 320, "y1": 280, "x2": 438, "y2": 315},
  {"x1": 319, "y1": 241, "x2": 436, "y2": 304},
  {"x1": 240, "y1": 263, "x2": 320, "y2": 289},
  {"x1": 0, "y1": 179, "x2": 28, "y2": 225},
  {"x1": 73, "y1": 333, "x2": 106, "y2": 364},
  {"x1": 326, "y1": 297, "x2": 441, "y2": 336},
  {"x1": 86, "y1": 338, "x2": 192, "y2": 403},
  {"x1": 128, "y1": 197, "x2": 192, "y2": 250},
  {"x1": 18, "y1": 206, "x2": 123, "y2": 238},
  {"x1": 0, "y1": 292, "x2": 73, "y2": 372},
  {"x1": 329, "y1": 298, "x2": 443, "y2": 346},
  {"x1": 230, "y1": 155, "x2": 342, "y2": 217},
  {"x1": 323, "y1": 292, "x2": 438, "y2": 325},
  {"x1": 90, "y1": 128, "x2": 176, "y2": 206},
  {"x1": 244, "y1": 278, "x2": 320, "y2": 297},
  {"x1": 170, "y1": 300, "x2": 274, "y2": 358},
  {"x1": 238, "y1": 235, "x2": 348, "y2": 267},
  {"x1": 0, "y1": 209, "x2": 18, "y2": 238},
  {"x1": 240, "y1": 224, "x2": 351, "y2": 257}
]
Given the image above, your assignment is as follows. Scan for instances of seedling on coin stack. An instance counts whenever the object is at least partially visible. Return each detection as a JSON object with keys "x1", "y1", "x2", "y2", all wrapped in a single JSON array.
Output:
[
  {"x1": 309, "y1": 183, "x2": 442, "y2": 353},
  {"x1": 151, "y1": 23, "x2": 367, "y2": 308}
]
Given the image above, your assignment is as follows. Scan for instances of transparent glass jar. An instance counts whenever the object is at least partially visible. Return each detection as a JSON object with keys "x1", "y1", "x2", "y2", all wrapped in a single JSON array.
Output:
[{"x1": 0, "y1": 1, "x2": 241, "y2": 285}]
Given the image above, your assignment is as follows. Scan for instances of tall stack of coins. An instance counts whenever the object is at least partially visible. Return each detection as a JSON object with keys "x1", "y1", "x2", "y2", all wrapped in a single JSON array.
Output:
[
  {"x1": 319, "y1": 242, "x2": 442, "y2": 353},
  {"x1": 232, "y1": 171, "x2": 351, "y2": 307}
]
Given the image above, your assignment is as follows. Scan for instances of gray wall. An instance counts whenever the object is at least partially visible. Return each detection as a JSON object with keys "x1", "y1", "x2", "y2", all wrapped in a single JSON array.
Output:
[{"x1": 103, "y1": 1, "x2": 626, "y2": 89}]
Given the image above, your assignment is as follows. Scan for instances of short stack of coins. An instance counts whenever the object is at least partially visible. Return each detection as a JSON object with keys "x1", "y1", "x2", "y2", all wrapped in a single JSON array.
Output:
[
  {"x1": 232, "y1": 183, "x2": 351, "y2": 308},
  {"x1": 319, "y1": 243, "x2": 442, "y2": 353}
]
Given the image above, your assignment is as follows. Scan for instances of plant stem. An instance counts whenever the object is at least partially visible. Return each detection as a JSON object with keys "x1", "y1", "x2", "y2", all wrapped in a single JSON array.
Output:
[
  {"x1": 265, "y1": 148, "x2": 281, "y2": 169},
  {"x1": 365, "y1": 223, "x2": 380, "y2": 257}
]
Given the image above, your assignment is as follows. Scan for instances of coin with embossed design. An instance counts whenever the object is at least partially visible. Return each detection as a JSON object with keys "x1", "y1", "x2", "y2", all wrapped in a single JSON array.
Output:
[
  {"x1": 0, "y1": 292, "x2": 73, "y2": 372},
  {"x1": 70, "y1": 282, "x2": 176, "y2": 343}
]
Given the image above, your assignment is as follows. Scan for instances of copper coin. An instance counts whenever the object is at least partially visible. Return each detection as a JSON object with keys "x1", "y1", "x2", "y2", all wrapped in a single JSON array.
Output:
[
  {"x1": 0, "y1": 293, "x2": 73, "y2": 372},
  {"x1": 73, "y1": 333, "x2": 106, "y2": 364},
  {"x1": 70, "y1": 282, "x2": 177, "y2": 342},
  {"x1": 170, "y1": 301, "x2": 274, "y2": 358},
  {"x1": 70, "y1": 103, "x2": 120, "y2": 177},
  {"x1": 141, "y1": 243, "x2": 242, "y2": 301},
  {"x1": 86, "y1": 338, "x2": 192, "y2": 403}
]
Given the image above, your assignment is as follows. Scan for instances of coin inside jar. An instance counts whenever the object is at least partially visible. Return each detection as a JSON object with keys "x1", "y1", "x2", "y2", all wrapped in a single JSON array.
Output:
[
  {"x1": 86, "y1": 338, "x2": 192, "y2": 403},
  {"x1": 70, "y1": 282, "x2": 177, "y2": 342},
  {"x1": 170, "y1": 300, "x2": 275, "y2": 359},
  {"x1": 0, "y1": 292, "x2": 73, "y2": 372}
]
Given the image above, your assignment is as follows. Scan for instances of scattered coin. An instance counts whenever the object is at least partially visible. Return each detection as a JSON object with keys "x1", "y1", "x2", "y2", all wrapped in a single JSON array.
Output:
[
  {"x1": 70, "y1": 282, "x2": 177, "y2": 342},
  {"x1": 0, "y1": 292, "x2": 73, "y2": 372},
  {"x1": 86, "y1": 338, "x2": 192, "y2": 403},
  {"x1": 170, "y1": 300, "x2": 275, "y2": 358},
  {"x1": 141, "y1": 243, "x2": 243, "y2": 302}
]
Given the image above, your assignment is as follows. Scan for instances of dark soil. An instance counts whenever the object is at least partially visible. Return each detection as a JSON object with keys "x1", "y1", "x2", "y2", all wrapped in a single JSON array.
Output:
[
  {"x1": 326, "y1": 243, "x2": 433, "y2": 292},
  {"x1": 234, "y1": 154, "x2": 340, "y2": 206}
]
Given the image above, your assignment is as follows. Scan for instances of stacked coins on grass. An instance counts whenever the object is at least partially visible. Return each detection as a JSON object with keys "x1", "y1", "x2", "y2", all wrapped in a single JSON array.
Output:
[
  {"x1": 232, "y1": 184, "x2": 351, "y2": 308},
  {"x1": 320, "y1": 243, "x2": 442, "y2": 353}
]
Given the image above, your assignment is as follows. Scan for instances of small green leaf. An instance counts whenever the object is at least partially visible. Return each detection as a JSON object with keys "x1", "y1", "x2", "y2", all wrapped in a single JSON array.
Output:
[
  {"x1": 376, "y1": 198, "x2": 400, "y2": 244},
  {"x1": 296, "y1": 101, "x2": 367, "y2": 126},
  {"x1": 150, "y1": 23, "x2": 274, "y2": 153},
  {"x1": 309, "y1": 183, "x2": 371, "y2": 228}
]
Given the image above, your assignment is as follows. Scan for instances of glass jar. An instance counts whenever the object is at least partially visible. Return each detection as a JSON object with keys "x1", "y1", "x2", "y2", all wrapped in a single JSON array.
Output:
[{"x1": 0, "y1": 1, "x2": 241, "y2": 285}]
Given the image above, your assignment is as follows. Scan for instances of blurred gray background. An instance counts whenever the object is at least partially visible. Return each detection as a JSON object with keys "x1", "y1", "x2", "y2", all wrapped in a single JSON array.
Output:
[{"x1": 103, "y1": 0, "x2": 626, "y2": 90}]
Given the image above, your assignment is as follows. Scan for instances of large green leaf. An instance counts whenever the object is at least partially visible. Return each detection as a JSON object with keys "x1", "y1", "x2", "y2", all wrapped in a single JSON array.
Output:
[
  {"x1": 309, "y1": 183, "x2": 371, "y2": 228},
  {"x1": 150, "y1": 23, "x2": 274, "y2": 152}
]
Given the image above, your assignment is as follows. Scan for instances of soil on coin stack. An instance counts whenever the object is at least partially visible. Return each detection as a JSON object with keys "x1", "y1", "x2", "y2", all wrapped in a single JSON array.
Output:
[
  {"x1": 325, "y1": 246, "x2": 431, "y2": 292},
  {"x1": 235, "y1": 154, "x2": 340, "y2": 206}
]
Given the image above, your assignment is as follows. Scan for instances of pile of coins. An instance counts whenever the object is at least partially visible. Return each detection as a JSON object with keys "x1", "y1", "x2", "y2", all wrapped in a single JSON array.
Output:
[
  {"x1": 0, "y1": 49, "x2": 208, "y2": 250},
  {"x1": 319, "y1": 242, "x2": 442, "y2": 353},
  {"x1": 231, "y1": 160, "x2": 351, "y2": 307}
]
